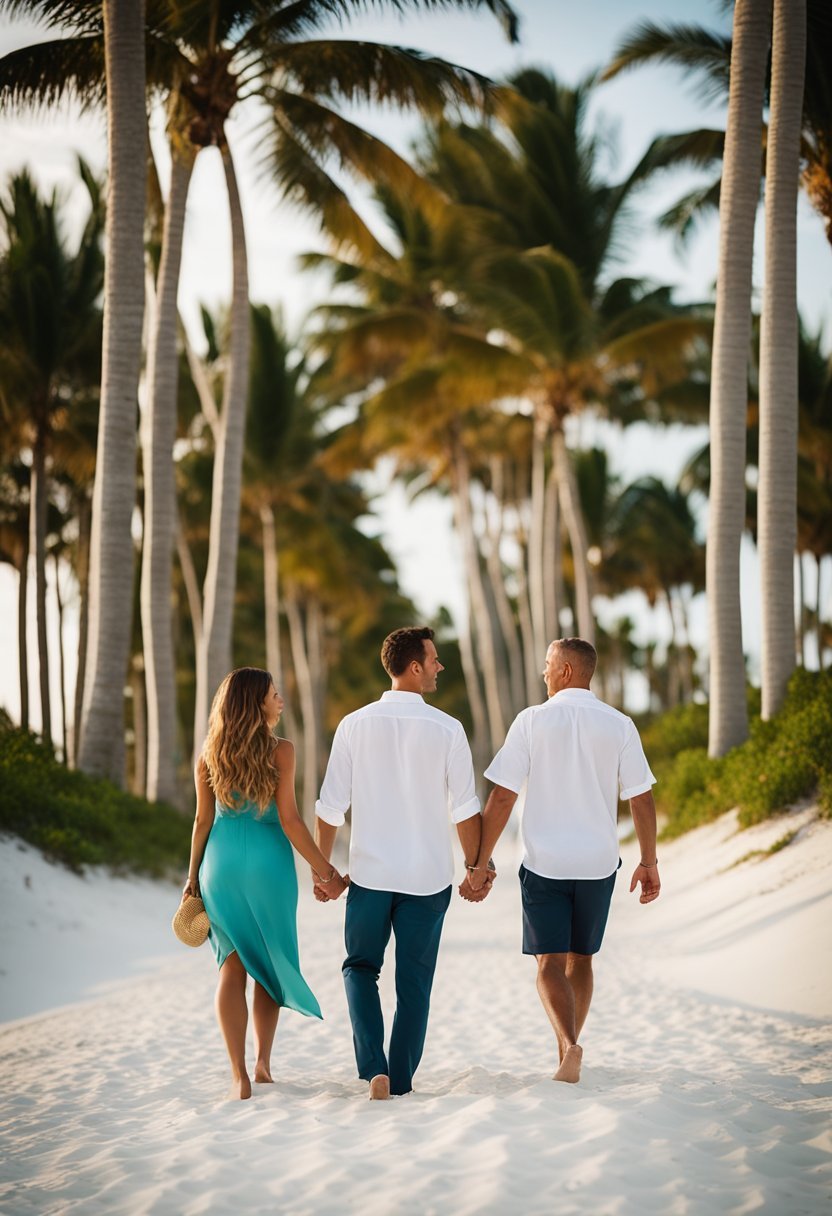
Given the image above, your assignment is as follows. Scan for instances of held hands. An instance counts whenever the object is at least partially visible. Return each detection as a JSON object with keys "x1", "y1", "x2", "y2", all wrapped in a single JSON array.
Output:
[
  {"x1": 311, "y1": 867, "x2": 349, "y2": 903},
  {"x1": 629, "y1": 860, "x2": 661, "y2": 904},
  {"x1": 458, "y1": 860, "x2": 497, "y2": 903}
]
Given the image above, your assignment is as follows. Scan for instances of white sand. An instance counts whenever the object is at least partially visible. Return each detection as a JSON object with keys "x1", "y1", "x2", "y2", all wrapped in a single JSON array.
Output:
[{"x1": 1, "y1": 809, "x2": 831, "y2": 1215}]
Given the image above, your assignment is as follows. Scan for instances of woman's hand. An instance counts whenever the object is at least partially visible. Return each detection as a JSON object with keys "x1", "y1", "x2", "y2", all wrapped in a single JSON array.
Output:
[
  {"x1": 182, "y1": 877, "x2": 200, "y2": 901},
  {"x1": 313, "y1": 868, "x2": 348, "y2": 900}
]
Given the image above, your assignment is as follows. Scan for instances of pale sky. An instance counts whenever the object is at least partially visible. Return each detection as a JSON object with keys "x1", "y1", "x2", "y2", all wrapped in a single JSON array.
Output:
[{"x1": 1, "y1": 0, "x2": 830, "y2": 731}]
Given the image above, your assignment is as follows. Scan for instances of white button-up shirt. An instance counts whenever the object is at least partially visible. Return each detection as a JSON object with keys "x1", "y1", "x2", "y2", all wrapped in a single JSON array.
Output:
[
  {"x1": 485, "y1": 688, "x2": 655, "y2": 880},
  {"x1": 315, "y1": 690, "x2": 480, "y2": 895}
]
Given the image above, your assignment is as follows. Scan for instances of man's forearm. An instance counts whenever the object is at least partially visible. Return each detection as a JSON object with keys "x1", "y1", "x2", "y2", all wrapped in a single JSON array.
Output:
[
  {"x1": 476, "y1": 785, "x2": 517, "y2": 867},
  {"x1": 456, "y1": 813, "x2": 482, "y2": 866},
  {"x1": 629, "y1": 791, "x2": 658, "y2": 863}
]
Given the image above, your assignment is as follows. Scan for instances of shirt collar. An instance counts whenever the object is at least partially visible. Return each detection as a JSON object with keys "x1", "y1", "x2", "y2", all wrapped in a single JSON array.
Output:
[
  {"x1": 550, "y1": 688, "x2": 596, "y2": 702},
  {"x1": 381, "y1": 690, "x2": 426, "y2": 703}
]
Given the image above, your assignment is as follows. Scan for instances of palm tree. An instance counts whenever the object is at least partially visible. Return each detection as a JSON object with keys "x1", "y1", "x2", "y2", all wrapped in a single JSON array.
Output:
[
  {"x1": 0, "y1": 163, "x2": 104, "y2": 748},
  {"x1": 1, "y1": 0, "x2": 520, "y2": 782},
  {"x1": 698, "y1": 0, "x2": 771, "y2": 757},
  {"x1": 77, "y1": 0, "x2": 147, "y2": 781},
  {"x1": 758, "y1": 0, "x2": 807, "y2": 719},
  {"x1": 601, "y1": 0, "x2": 832, "y2": 246}
]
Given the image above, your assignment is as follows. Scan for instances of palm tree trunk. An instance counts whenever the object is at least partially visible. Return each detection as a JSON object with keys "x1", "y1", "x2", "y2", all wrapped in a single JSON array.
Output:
[
  {"x1": 53, "y1": 552, "x2": 68, "y2": 763},
  {"x1": 528, "y1": 416, "x2": 548, "y2": 659},
  {"x1": 706, "y1": 0, "x2": 770, "y2": 757},
  {"x1": 285, "y1": 587, "x2": 317, "y2": 823},
  {"x1": 306, "y1": 596, "x2": 326, "y2": 787},
  {"x1": 758, "y1": 0, "x2": 806, "y2": 720},
  {"x1": 451, "y1": 444, "x2": 506, "y2": 753},
  {"x1": 72, "y1": 493, "x2": 91, "y2": 765},
  {"x1": 79, "y1": 0, "x2": 147, "y2": 783},
  {"x1": 817, "y1": 553, "x2": 825, "y2": 670},
  {"x1": 484, "y1": 462, "x2": 525, "y2": 714},
  {"x1": 194, "y1": 138, "x2": 250, "y2": 750},
  {"x1": 29, "y1": 430, "x2": 51, "y2": 744},
  {"x1": 516, "y1": 535, "x2": 542, "y2": 703},
  {"x1": 141, "y1": 142, "x2": 195, "y2": 803},
  {"x1": 17, "y1": 530, "x2": 29, "y2": 732},
  {"x1": 796, "y1": 551, "x2": 805, "y2": 665},
  {"x1": 261, "y1": 503, "x2": 282, "y2": 686},
  {"x1": 456, "y1": 614, "x2": 490, "y2": 779},
  {"x1": 130, "y1": 654, "x2": 147, "y2": 797},
  {"x1": 543, "y1": 455, "x2": 561, "y2": 642},
  {"x1": 175, "y1": 515, "x2": 203, "y2": 652},
  {"x1": 552, "y1": 428, "x2": 595, "y2": 644}
]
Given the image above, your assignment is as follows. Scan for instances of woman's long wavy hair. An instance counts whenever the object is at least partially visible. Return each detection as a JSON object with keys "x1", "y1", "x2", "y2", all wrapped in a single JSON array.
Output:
[{"x1": 202, "y1": 668, "x2": 278, "y2": 811}]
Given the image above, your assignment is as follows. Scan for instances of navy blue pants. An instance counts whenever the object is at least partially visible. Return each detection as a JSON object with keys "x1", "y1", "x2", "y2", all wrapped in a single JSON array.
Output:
[{"x1": 342, "y1": 881, "x2": 452, "y2": 1096}]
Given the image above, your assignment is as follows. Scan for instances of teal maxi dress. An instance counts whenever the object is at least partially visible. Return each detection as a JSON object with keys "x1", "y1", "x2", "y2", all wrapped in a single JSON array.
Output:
[{"x1": 199, "y1": 798, "x2": 322, "y2": 1019}]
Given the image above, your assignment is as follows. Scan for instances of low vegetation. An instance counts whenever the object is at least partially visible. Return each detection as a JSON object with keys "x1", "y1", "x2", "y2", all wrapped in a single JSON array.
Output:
[
  {"x1": 0, "y1": 712, "x2": 191, "y2": 876},
  {"x1": 640, "y1": 669, "x2": 832, "y2": 839}
]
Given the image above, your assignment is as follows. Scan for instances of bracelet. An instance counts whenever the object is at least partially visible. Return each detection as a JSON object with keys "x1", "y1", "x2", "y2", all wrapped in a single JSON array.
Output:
[
  {"x1": 466, "y1": 864, "x2": 489, "y2": 872},
  {"x1": 640, "y1": 859, "x2": 658, "y2": 868},
  {"x1": 315, "y1": 868, "x2": 338, "y2": 883}
]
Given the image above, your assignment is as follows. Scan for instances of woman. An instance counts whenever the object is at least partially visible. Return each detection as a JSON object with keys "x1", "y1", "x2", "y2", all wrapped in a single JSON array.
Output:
[{"x1": 182, "y1": 667, "x2": 346, "y2": 1099}]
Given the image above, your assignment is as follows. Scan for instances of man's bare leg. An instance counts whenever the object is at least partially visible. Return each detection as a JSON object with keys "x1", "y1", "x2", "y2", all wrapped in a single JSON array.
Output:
[
  {"x1": 253, "y1": 981, "x2": 280, "y2": 1083},
  {"x1": 216, "y1": 953, "x2": 252, "y2": 1099},
  {"x1": 535, "y1": 953, "x2": 582, "y2": 1082},
  {"x1": 566, "y1": 952, "x2": 594, "y2": 1040}
]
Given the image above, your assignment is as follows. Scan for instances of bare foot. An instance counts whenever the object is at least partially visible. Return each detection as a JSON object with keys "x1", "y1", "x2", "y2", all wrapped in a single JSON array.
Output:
[
  {"x1": 228, "y1": 1073, "x2": 252, "y2": 1100},
  {"x1": 254, "y1": 1063, "x2": 273, "y2": 1084},
  {"x1": 553, "y1": 1045, "x2": 583, "y2": 1084},
  {"x1": 369, "y1": 1074, "x2": 390, "y2": 1101}
]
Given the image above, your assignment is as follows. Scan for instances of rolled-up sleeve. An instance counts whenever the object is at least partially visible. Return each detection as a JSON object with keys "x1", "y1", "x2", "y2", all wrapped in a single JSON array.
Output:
[
  {"x1": 484, "y1": 710, "x2": 531, "y2": 794},
  {"x1": 619, "y1": 722, "x2": 656, "y2": 800},
  {"x1": 315, "y1": 720, "x2": 352, "y2": 826},
  {"x1": 446, "y1": 728, "x2": 480, "y2": 823}
]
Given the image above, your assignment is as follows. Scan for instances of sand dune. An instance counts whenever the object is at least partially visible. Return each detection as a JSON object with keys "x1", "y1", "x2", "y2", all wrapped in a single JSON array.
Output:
[{"x1": 1, "y1": 808, "x2": 830, "y2": 1215}]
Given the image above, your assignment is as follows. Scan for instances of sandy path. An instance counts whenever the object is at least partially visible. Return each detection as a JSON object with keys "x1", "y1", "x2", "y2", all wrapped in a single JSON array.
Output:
[{"x1": 2, "y1": 814, "x2": 831, "y2": 1215}]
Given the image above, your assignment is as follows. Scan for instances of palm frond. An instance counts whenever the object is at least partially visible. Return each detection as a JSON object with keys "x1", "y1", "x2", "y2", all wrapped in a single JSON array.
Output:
[
  {"x1": 269, "y1": 89, "x2": 449, "y2": 223},
  {"x1": 658, "y1": 178, "x2": 722, "y2": 247},
  {"x1": 601, "y1": 21, "x2": 732, "y2": 105},
  {"x1": 261, "y1": 38, "x2": 493, "y2": 113},
  {"x1": 0, "y1": 35, "x2": 106, "y2": 109}
]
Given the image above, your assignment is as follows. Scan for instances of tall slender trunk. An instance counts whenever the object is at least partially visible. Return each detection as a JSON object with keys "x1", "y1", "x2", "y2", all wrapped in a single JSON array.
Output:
[
  {"x1": 452, "y1": 444, "x2": 505, "y2": 753},
  {"x1": 542, "y1": 455, "x2": 561, "y2": 642},
  {"x1": 516, "y1": 535, "x2": 541, "y2": 703},
  {"x1": 72, "y1": 493, "x2": 91, "y2": 766},
  {"x1": 130, "y1": 654, "x2": 147, "y2": 797},
  {"x1": 484, "y1": 461, "x2": 525, "y2": 714},
  {"x1": 758, "y1": 0, "x2": 806, "y2": 719},
  {"x1": 194, "y1": 138, "x2": 250, "y2": 750},
  {"x1": 817, "y1": 554, "x2": 825, "y2": 670},
  {"x1": 79, "y1": 0, "x2": 147, "y2": 783},
  {"x1": 175, "y1": 516, "x2": 203, "y2": 652},
  {"x1": 528, "y1": 416, "x2": 548, "y2": 659},
  {"x1": 261, "y1": 503, "x2": 282, "y2": 685},
  {"x1": 796, "y1": 552, "x2": 805, "y2": 666},
  {"x1": 17, "y1": 530, "x2": 29, "y2": 732},
  {"x1": 306, "y1": 597, "x2": 326, "y2": 786},
  {"x1": 141, "y1": 143, "x2": 195, "y2": 803},
  {"x1": 706, "y1": 0, "x2": 770, "y2": 756},
  {"x1": 29, "y1": 430, "x2": 51, "y2": 744},
  {"x1": 552, "y1": 428, "x2": 595, "y2": 644},
  {"x1": 456, "y1": 614, "x2": 490, "y2": 780},
  {"x1": 285, "y1": 587, "x2": 317, "y2": 823},
  {"x1": 53, "y1": 553, "x2": 68, "y2": 763}
]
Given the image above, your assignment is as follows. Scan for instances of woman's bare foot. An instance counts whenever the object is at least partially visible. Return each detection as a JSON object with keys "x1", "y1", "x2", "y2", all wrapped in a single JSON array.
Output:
[
  {"x1": 254, "y1": 1062, "x2": 273, "y2": 1084},
  {"x1": 553, "y1": 1045, "x2": 583, "y2": 1084},
  {"x1": 228, "y1": 1073, "x2": 252, "y2": 1100}
]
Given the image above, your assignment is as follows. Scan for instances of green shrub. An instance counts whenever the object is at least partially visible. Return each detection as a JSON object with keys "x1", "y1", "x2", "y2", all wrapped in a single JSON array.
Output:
[
  {"x1": 653, "y1": 670, "x2": 831, "y2": 837},
  {"x1": 0, "y1": 718, "x2": 191, "y2": 875}
]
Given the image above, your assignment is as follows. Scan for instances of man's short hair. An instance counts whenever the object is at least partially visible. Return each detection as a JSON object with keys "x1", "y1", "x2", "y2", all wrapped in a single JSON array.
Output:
[
  {"x1": 553, "y1": 637, "x2": 597, "y2": 679},
  {"x1": 381, "y1": 626, "x2": 435, "y2": 677}
]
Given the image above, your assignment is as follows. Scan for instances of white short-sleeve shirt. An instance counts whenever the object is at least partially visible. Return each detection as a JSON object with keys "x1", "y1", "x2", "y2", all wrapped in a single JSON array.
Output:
[
  {"x1": 485, "y1": 688, "x2": 655, "y2": 880},
  {"x1": 315, "y1": 691, "x2": 480, "y2": 895}
]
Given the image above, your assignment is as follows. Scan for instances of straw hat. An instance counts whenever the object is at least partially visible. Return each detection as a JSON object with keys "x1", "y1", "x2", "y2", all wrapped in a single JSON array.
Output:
[{"x1": 172, "y1": 894, "x2": 210, "y2": 947}]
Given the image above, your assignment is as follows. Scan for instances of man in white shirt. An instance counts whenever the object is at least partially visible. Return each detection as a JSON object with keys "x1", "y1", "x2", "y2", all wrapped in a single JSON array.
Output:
[
  {"x1": 465, "y1": 637, "x2": 661, "y2": 1085},
  {"x1": 314, "y1": 626, "x2": 488, "y2": 1100}
]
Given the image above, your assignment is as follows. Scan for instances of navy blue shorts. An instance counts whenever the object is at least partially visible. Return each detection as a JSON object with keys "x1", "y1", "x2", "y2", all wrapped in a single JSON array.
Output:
[{"x1": 519, "y1": 863, "x2": 619, "y2": 956}]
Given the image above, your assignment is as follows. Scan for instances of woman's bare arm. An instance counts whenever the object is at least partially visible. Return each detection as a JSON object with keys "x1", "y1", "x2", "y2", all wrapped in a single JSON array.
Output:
[
  {"x1": 183, "y1": 758, "x2": 216, "y2": 899},
  {"x1": 274, "y1": 739, "x2": 347, "y2": 899}
]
